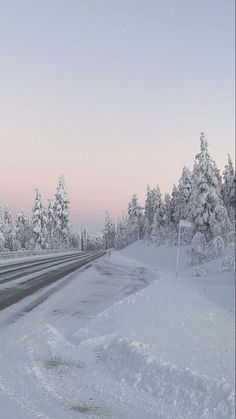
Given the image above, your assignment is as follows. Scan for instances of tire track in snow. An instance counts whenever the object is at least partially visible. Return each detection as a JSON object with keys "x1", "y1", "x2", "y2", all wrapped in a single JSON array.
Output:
[{"x1": 0, "y1": 354, "x2": 52, "y2": 419}]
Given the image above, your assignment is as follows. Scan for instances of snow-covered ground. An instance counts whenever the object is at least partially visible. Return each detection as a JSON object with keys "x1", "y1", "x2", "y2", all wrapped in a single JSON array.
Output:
[{"x1": 0, "y1": 242, "x2": 234, "y2": 418}]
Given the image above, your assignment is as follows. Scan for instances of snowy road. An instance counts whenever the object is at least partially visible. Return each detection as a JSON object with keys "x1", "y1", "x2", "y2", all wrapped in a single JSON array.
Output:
[
  {"x1": 0, "y1": 244, "x2": 234, "y2": 419},
  {"x1": 0, "y1": 250, "x2": 105, "y2": 310},
  {"x1": 0, "y1": 250, "x2": 157, "y2": 419}
]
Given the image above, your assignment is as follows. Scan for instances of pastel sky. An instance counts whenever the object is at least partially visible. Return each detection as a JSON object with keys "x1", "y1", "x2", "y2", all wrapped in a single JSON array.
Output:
[{"x1": 0, "y1": 0, "x2": 235, "y2": 231}]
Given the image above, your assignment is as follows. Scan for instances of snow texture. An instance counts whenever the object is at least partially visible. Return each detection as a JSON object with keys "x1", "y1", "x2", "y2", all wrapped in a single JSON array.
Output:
[{"x1": 0, "y1": 241, "x2": 234, "y2": 418}]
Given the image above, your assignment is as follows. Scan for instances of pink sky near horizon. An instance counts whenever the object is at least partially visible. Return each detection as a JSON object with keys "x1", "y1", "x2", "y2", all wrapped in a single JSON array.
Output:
[
  {"x1": 0, "y1": 128, "x2": 234, "y2": 232},
  {"x1": 0, "y1": 1, "x2": 234, "y2": 231}
]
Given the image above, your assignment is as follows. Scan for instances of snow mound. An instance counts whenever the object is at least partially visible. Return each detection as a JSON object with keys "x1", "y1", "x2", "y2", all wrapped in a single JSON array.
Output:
[
  {"x1": 79, "y1": 334, "x2": 235, "y2": 419},
  {"x1": 119, "y1": 241, "x2": 190, "y2": 271}
]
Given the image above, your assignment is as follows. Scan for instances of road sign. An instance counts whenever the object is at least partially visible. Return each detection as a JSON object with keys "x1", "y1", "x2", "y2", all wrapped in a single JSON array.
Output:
[{"x1": 179, "y1": 220, "x2": 193, "y2": 228}]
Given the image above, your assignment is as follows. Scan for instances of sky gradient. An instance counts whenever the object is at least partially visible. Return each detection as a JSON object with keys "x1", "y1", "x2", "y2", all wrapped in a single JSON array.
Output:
[{"x1": 0, "y1": 0, "x2": 235, "y2": 231}]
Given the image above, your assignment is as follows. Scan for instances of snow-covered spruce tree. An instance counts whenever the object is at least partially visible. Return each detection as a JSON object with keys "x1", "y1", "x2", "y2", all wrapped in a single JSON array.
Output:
[
  {"x1": 128, "y1": 194, "x2": 144, "y2": 242},
  {"x1": 206, "y1": 236, "x2": 225, "y2": 260},
  {"x1": 150, "y1": 213, "x2": 163, "y2": 244},
  {"x1": 221, "y1": 255, "x2": 235, "y2": 272},
  {"x1": 114, "y1": 216, "x2": 129, "y2": 250},
  {"x1": 32, "y1": 189, "x2": 48, "y2": 250},
  {"x1": 0, "y1": 207, "x2": 5, "y2": 250},
  {"x1": 170, "y1": 184, "x2": 179, "y2": 225},
  {"x1": 87, "y1": 232, "x2": 103, "y2": 250},
  {"x1": 188, "y1": 132, "x2": 223, "y2": 241},
  {"x1": 144, "y1": 186, "x2": 159, "y2": 239},
  {"x1": 114, "y1": 218, "x2": 122, "y2": 250},
  {"x1": 209, "y1": 205, "x2": 231, "y2": 242},
  {"x1": 53, "y1": 175, "x2": 70, "y2": 248},
  {"x1": 163, "y1": 193, "x2": 172, "y2": 227},
  {"x1": 15, "y1": 210, "x2": 32, "y2": 250},
  {"x1": 103, "y1": 211, "x2": 115, "y2": 249},
  {"x1": 46, "y1": 200, "x2": 55, "y2": 249},
  {"x1": 164, "y1": 192, "x2": 178, "y2": 243},
  {"x1": 69, "y1": 227, "x2": 81, "y2": 250},
  {"x1": 150, "y1": 186, "x2": 165, "y2": 245},
  {"x1": 222, "y1": 154, "x2": 235, "y2": 224},
  {"x1": 2, "y1": 206, "x2": 15, "y2": 251},
  {"x1": 171, "y1": 167, "x2": 193, "y2": 244},
  {"x1": 162, "y1": 193, "x2": 173, "y2": 243},
  {"x1": 173, "y1": 166, "x2": 192, "y2": 224},
  {"x1": 81, "y1": 227, "x2": 88, "y2": 251},
  {"x1": 191, "y1": 231, "x2": 206, "y2": 265},
  {"x1": 85, "y1": 231, "x2": 93, "y2": 250}
]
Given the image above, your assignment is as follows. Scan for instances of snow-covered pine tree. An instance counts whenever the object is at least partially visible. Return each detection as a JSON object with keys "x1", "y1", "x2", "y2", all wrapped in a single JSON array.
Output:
[
  {"x1": 81, "y1": 227, "x2": 88, "y2": 251},
  {"x1": 85, "y1": 230, "x2": 92, "y2": 250},
  {"x1": 222, "y1": 154, "x2": 235, "y2": 224},
  {"x1": 87, "y1": 232, "x2": 103, "y2": 250},
  {"x1": 144, "y1": 186, "x2": 158, "y2": 239},
  {"x1": 162, "y1": 193, "x2": 174, "y2": 242},
  {"x1": 144, "y1": 186, "x2": 162, "y2": 239},
  {"x1": 46, "y1": 200, "x2": 55, "y2": 249},
  {"x1": 151, "y1": 212, "x2": 165, "y2": 245},
  {"x1": 163, "y1": 193, "x2": 172, "y2": 227},
  {"x1": 3, "y1": 206, "x2": 15, "y2": 251},
  {"x1": 103, "y1": 211, "x2": 115, "y2": 249},
  {"x1": 191, "y1": 231, "x2": 206, "y2": 265},
  {"x1": 171, "y1": 167, "x2": 193, "y2": 243},
  {"x1": 0, "y1": 207, "x2": 5, "y2": 250},
  {"x1": 53, "y1": 175, "x2": 70, "y2": 248},
  {"x1": 32, "y1": 189, "x2": 48, "y2": 250},
  {"x1": 206, "y1": 236, "x2": 225, "y2": 260},
  {"x1": 114, "y1": 216, "x2": 128, "y2": 250},
  {"x1": 150, "y1": 186, "x2": 165, "y2": 244},
  {"x1": 173, "y1": 166, "x2": 192, "y2": 224},
  {"x1": 209, "y1": 205, "x2": 232, "y2": 242},
  {"x1": 150, "y1": 213, "x2": 161, "y2": 244},
  {"x1": 76, "y1": 228, "x2": 82, "y2": 251},
  {"x1": 170, "y1": 184, "x2": 179, "y2": 225},
  {"x1": 15, "y1": 210, "x2": 32, "y2": 250},
  {"x1": 165, "y1": 184, "x2": 179, "y2": 244},
  {"x1": 69, "y1": 227, "x2": 81, "y2": 250},
  {"x1": 114, "y1": 217, "x2": 122, "y2": 250},
  {"x1": 128, "y1": 194, "x2": 144, "y2": 242},
  {"x1": 188, "y1": 132, "x2": 223, "y2": 241}
]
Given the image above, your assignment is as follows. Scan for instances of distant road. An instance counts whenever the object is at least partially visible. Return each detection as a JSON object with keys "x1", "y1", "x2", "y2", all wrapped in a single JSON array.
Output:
[{"x1": 0, "y1": 250, "x2": 105, "y2": 311}]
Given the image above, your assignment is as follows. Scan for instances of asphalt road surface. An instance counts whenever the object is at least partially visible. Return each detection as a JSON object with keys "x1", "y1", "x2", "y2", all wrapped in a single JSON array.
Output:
[{"x1": 0, "y1": 250, "x2": 105, "y2": 311}]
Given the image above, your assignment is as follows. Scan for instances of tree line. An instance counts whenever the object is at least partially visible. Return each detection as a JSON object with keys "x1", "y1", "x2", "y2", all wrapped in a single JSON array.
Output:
[
  {"x1": 0, "y1": 175, "x2": 103, "y2": 252},
  {"x1": 1, "y1": 133, "x2": 235, "y2": 260},
  {"x1": 103, "y1": 133, "x2": 235, "y2": 264}
]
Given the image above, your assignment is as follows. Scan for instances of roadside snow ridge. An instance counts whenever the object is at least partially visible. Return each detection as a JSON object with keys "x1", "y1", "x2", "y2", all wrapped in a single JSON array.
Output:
[{"x1": 79, "y1": 334, "x2": 235, "y2": 419}]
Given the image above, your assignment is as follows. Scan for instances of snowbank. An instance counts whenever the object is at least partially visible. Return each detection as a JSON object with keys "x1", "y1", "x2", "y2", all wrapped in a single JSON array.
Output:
[
  {"x1": 71, "y1": 242, "x2": 235, "y2": 418},
  {"x1": 0, "y1": 241, "x2": 234, "y2": 419},
  {"x1": 119, "y1": 240, "x2": 189, "y2": 270}
]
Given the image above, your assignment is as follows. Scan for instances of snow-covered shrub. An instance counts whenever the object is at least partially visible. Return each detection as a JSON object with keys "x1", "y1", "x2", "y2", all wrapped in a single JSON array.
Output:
[
  {"x1": 222, "y1": 154, "x2": 236, "y2": 224},
  {"x1": 12, "y1": 239, "x2": 22, "y2": 251},
  {"x1": 191, "y1": 232, "x2": 206, "y2": 265},
  {"x1": 226, "y1": 229, "x2": 235, "y2": 247},
  {"x1": 206, "y1": 236, "x2": 225, "y2": 260},
  {"x1": 210, "y1": 205, "x2": 231, "y2": 241},
  {"x1": 221, "y1": 256, "x2": 235, "y2": 272},
  {"x1": 151, "y1": 225, "x2": 165, "y2": 246},
  {"x1": 0, "y1": 231, "x2": 4, "y2": 251},
  {"x1": 192, "y1": 267, "x2": 206, "y2": 277}
]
